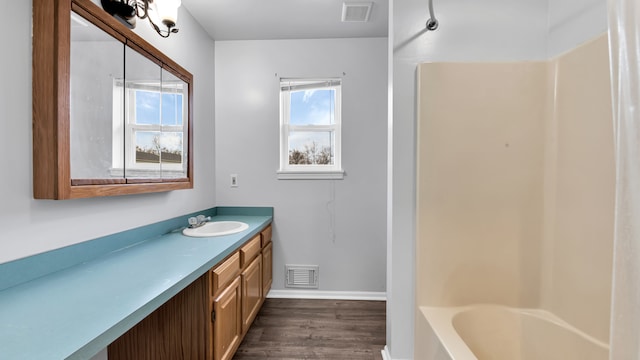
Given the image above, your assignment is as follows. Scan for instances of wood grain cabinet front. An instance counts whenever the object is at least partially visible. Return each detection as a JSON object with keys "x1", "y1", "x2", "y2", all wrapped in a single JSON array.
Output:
[
  {"x1": 213, "y1": 276, "x2": 242, "y2": 360},
  {"x1": 108, "y1": 275, "x2": 209, "y2": 359},
  {"x1": 261, "y1": 224, "x2": 272, "y2": 247},
  {"x1": 240, "y1": 234, "x2": 261, "y2": 267},
  {"x1": 212, "y1": 252, "x2": 241, "y2": 297},
  {"x1": 241, "y1": 255, "x2": 262, "y2": 334},
  {"x1": 262, "y1": 241, "x2": 273, "y2": 299},
  {"x1": 108, "y1": 224, "x2": 273, "y2": 360}
]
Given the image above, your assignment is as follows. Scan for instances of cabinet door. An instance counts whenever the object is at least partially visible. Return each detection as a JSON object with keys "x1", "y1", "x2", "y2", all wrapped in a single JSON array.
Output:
[
  {"x1": 262, "y1": 242, "x2": 273, "y2": 299},
  {"x1": 108, "y1": 274, "x2": 209, "y2": 360},
  {"x1": 241, "y1": 255, "x2": 262, "y2": 334},
  {"x1": 213, "y1": 276, "x2": 242, "y2": 360}
]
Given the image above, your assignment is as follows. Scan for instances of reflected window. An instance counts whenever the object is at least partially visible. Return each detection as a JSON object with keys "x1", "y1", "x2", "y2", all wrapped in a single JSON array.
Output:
[{"x1": 112, "y1": 80, "x2": 187, "y2": 177}]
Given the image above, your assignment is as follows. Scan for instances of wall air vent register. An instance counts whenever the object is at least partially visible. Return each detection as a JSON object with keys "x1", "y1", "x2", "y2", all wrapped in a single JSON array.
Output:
[{"x1": 285, "y1": 265, "x2": 319, "y2": 288}]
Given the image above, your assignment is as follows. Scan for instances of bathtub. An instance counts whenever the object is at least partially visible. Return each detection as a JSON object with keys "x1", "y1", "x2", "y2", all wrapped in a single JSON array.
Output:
[{"x1": 417, "y1": 305, "x2": 609, "y2": 360}]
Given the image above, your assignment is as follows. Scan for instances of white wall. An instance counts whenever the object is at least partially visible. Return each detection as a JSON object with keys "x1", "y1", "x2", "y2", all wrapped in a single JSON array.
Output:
[
  {"x1": 2, "y1": 4, "x2": 214, "y2": 360},
  {"x1": 214, "y1": 38, "x2": 388, "y2": 294},
  {"x1": 3, "y1": 0, "x2": 609, "y2": 358},
  {"x1": 548, "y1": 0, "x2": 608, "y2": 57},
  {"x1": 0, "y1": 4, "x2": 215, "y2": 265},
  {"x1": 390, "y1": 0, "x2": 607, "y2": 358}
]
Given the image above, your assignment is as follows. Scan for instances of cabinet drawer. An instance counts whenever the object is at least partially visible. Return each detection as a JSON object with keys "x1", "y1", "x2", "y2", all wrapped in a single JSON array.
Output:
[
  {"x1": 261, "y1": 225, "x2": 272, "y2": 247},
  {"x1": 212, "y1": 252, "x2": 240, "y2": 296},
  {"x1": 240, "y1": 235, "x2": 261, "y2": 267}
]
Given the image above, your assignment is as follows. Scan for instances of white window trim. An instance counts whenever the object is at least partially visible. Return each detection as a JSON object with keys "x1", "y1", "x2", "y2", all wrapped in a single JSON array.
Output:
[
  {"x1": 276, "y1": 170, "x2": 345, "y2": 180},
  {"x1": 278, "y1": 78, "x2": 344, "y2": 180}
]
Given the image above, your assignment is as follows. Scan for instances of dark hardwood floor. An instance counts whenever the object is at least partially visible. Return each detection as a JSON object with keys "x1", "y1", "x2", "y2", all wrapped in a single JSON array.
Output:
[{"x1": 233, "y1": 298, "x2": 386, "y2": 360}]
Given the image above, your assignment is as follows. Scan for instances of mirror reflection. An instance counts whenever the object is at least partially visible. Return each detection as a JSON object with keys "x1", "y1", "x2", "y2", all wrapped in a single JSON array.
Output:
[
  {"x1": 70, "y1": 11, "x2": 125, "y2": 181},
  {"x1": 159, "y1": 68, "x2": 189, "y2": 179},
  {"x1": 69, "y1": 11, "x2": 189, "y2": 183},
  {"x1": 33, "y1": 0, "x2": 193, "y2": 199}
]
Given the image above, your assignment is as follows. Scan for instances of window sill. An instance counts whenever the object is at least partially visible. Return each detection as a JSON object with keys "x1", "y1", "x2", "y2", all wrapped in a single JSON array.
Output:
[{"x1": 277, "y1": 170, "x2": 345, "y2": 180}]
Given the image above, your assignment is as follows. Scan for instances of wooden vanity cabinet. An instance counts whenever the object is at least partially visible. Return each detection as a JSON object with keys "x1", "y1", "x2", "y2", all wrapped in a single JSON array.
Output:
[
  {"x1": 212, "y1": 276, "x2": 242, "y2": 360},
  {"x1": 261, "y1": 226, "x2": 273, "y2": 299},
  {"x1": 210, "y1": 252, "x2": 242, "y2": 360},
  {"x1": 212, "y1": 233, "x2": 260, "y2": 360},
  {"x1": 211, "y1": 252, "x2": 241, "y2": 295},
  {"x1": 241, "y1": 254, "x2": 262, "y2": 334},
  {"x1": 108, "y1": 224, "x2": 273, "y2": 360},
  {"x1": 108, "y1": 275, "x2": 210, "y2": 359}
]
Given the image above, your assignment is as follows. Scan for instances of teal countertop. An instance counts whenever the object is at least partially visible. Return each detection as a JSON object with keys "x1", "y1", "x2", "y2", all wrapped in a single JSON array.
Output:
[{"x1": 0, "y1": 207, "x2": 273, "y2": 359}]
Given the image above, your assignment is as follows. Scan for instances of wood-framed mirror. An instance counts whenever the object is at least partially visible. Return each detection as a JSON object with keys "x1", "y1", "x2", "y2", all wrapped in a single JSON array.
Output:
[{"x1": 33, "y1": 0, "x2": 193, "y2": 199}]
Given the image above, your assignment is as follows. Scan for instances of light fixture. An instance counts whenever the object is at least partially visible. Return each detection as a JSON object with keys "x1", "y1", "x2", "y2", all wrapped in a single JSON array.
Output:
[{"x1": 101, "y1": 0, "x2": 181, "y2": 38}]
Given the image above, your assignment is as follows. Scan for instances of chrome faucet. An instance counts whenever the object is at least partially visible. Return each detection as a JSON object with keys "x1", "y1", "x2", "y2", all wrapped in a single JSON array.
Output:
[{"x1": 188, "y1": 215, "x2": 211, "y2": 228}]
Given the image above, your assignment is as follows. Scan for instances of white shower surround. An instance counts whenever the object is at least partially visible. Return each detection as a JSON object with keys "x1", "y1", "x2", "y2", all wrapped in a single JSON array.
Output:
[
  {"x1": 420, "y1": 305, "x2": 608, "y2": 360},
  {"x1": 414, "y1": 33, "x2": 614, "y2": 359},
  {"x1": 390, "y1": 0, "x2": 609, "y2": 357}
]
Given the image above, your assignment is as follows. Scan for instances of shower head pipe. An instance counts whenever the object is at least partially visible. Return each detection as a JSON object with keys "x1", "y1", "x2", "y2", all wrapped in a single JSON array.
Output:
[{"x1": 426, "y1": 0, "x2": 439, "y2": 30}]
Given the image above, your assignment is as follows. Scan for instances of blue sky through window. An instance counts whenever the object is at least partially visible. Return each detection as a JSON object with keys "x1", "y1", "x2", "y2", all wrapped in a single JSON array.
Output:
[
  {"x1": 289, "y1": 89, "x2": 335, "y2": 155},
  {"x1": 135, "y1": 91, "x2": 183, "y2": 125},
  {"x1": 290, "y1": 89, "x2": 334, "y2": 125},
  {"x1": 134, "y1": 90, "x2": 183, "y2": 154}
]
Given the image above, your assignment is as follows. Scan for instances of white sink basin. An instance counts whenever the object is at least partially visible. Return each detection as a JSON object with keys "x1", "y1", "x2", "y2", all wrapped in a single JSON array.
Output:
[{"x1": 182, "y1": 221, "x2": 249, "y2": 237}]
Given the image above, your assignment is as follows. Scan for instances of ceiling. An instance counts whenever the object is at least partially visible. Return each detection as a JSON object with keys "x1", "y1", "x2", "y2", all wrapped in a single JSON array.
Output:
[{"x1": 181, "y1": 0, "x2": 389, "y2": 41}]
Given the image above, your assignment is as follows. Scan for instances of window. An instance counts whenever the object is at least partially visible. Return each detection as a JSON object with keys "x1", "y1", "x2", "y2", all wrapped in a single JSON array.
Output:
[
  {"x1": 112, "y1": 79, "x2": 187, "y2": 178},
  {"x1": 278, "y1": 78, "x2": 344, "y2": 179}
]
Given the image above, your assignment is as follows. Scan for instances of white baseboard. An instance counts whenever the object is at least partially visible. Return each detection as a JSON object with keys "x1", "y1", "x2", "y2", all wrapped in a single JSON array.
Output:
[
  {"x1": 381, "y1": 345, "x2": 413, "y2": 360},
  {"x1": 266, "y1": 289, "x2": 387, "y2": 301},
  {"x1": 381, "y1": 345, "x2": 391, "y2": 360}
]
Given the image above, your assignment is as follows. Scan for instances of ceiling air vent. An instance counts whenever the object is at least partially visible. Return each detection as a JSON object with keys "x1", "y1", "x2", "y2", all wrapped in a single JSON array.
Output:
[{"x1": 341, "y1": 2, "x2": 373, "y2": 22}]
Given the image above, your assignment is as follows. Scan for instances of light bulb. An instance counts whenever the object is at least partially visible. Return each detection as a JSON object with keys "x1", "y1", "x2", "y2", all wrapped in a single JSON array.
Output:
[{"x1": 155, "y1": 0, "x2": 181, "y2": 27}]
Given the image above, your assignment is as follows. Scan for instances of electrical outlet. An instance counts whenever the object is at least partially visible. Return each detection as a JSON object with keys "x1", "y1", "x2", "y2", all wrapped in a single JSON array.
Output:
[{"x1": 230, "y1": 174, "x2": 238, "y2": 187}]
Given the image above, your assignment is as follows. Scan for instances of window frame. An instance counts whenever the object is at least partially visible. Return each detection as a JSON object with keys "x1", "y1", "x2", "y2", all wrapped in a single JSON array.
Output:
[
  {"x1": 111, "y1": 80, "x2": 188, "y2": 178},
  {"x1": 277, "y1": 78, "x2": 344, "y2": 180}
]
